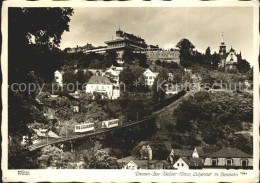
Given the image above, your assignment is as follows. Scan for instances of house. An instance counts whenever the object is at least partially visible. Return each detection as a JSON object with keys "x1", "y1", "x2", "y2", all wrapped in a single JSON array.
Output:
[
  {"x1": 203, "y1": 147, "x2": 253, "y2": 169},
  {"x1": 22, "y1": 128, "x2": 60, "y2": 145},
  {"x1": 132, "y1": 141, "x2": 172, "y2": 161},
  {"x1": 110, "y1": 65, "x2": 124, "y2": 74},
  {"x1": 88, "y1": 69, "x2": 104, "y2": 76},
  {"x1": 140, "y1": 145, "x2": 153, "y2": 160},
  {"x1": 147, "y1": 160, "x2": 170, "y2": 169},
  {"x1": 102, "y1": 68, "x2": 120, "y2": 84},
  {"x1": 54, "y1": 70, "x2": 63, "y2": 86},
  {"x1": 218, "y1": 33, "x2": 240, "y2": 70},
  {"x1": 173, "y1": 157, "x2": 204, "y2": 170},
  {"x1": 117, "y1": 156, "x2": 148, "y2": 170},
  {"x1": 85, "y1": 75, "x2": 120, "y2": 100},
  {"x1": 192, "y1": 146, "x2": 220, "y2": 158},
  {"x1": 143, "y1": 69, "x2": 158, "y2": 86},
  {"x1": 168, "y1": 148, "x2": 194, "y2": 164},
  {"x1": 117, "y1": 156, "x2": 170, "y2": 170}
]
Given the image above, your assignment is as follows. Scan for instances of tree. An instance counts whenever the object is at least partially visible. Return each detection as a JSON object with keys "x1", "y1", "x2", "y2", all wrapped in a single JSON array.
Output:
[
  {"x1": 59, "y1": 119, "x2": 78, "y2": 138},
  {"x1": 122, "y1": 49, "x2": 135, "y2": 65},
  {"x1": 62, "y1": 71, "x2": 77, "y2": 92},
  {"x1": 119, "y1": 66, "x2": 146, "y2": 92},
  {"x1": 237, "y1": 59, "x2": 251, "y2": 73},
  {"x1": 88, "y1": 149, "x2": 119, "y2": 169},
  {"x1": 176, "y1": 38, "x2": 195, "y2": 68},
  {"x1": 38, "y1": 145, "x2": 74, "y2": 169},
  {"x1": 201, "y1": 71, "x2": 215, "y2": 88},
  {"x1": 205, "y1": 47, "x2": 211, "y2": 56},
  {"x1": 155, "y1": 60, "x2": 161, "y2": 66},
  {"x1": 82, "y1": 142, "x2": 118, "y2": 169},
  {"x1": 211, "y1": 52, "x2": 220, "y2": 69},
  {"x1": 152, "y1": 76, "x2": 166, "y2": 104},
  {"x1": 8, "y1": 7, "x2": 74, "y2": 169},
  {"x1": 75, "y1": 70, "x2": 92, "y2": 89},
  {"x1": 103, "y1": 50, "x2": 119, "y2": 68},
  {"x1": 135, "y1": 53, "x2": 148, "y2": 68},
  {"x1": 9, "y1": 8, "x2": 74, "y2": 84}
]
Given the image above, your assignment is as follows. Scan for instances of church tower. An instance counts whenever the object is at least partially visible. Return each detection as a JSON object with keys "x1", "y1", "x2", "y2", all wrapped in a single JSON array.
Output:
[{"x1": 219, "y1": 32, "x2": 226, "y2": 56}]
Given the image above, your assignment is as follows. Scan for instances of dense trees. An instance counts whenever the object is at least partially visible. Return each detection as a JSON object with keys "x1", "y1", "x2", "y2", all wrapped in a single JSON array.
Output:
[
  {"x1": 175, "y1": 91, "x2": 252, "y2": 151},
  {"x1": 119, "y1": 66, "x2": 149, "y2": 92},
  {"x1": 154, "y1": 90, "x2": 253, "y2": 154},
  {"x1": 38, "y1": 145, "x2": 75, "y2": 169},
  {"x1": 122, "y1": 48, "x2": 135, "y2": 65},
  {"x1": 8, "y1": 8, "x2": 74, "y2": 168},
  {"x1": 175, "y1": 38, "x2": 251, "y2": 73},
  {"x1": 9, "y1": 8, "x2": 73, "y2": 84},
  {"x1": 82, "y1": 142, "x2": 119, "y2": 169},
  {"x1": 62, "y1": 69, "x2": 92, "y2": 92},
  {"x1": 176, "y1": 38, "x2": 195, "y2": 68}
]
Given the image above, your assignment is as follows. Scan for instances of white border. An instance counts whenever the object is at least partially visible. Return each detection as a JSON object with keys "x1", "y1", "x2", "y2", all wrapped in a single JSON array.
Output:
[{"x1": 1, "y1": 1, "x2": 259, "y2": 182}]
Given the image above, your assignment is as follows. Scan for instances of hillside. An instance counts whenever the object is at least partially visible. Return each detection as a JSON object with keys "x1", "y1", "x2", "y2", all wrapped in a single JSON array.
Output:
[{"x1": 151, "y1": 91, "x2": 253, "y2": 154}]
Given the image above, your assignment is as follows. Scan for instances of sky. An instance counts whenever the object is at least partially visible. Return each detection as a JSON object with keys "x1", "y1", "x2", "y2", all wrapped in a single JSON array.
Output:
[{"x1": 60, "y1": 7, "x2": 254, "y2": 65}]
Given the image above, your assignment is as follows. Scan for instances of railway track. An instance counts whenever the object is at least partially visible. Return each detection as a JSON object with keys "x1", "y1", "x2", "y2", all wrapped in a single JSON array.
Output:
[{"x1": 29, "y1": 91, "x2": 189, "y2": 151}]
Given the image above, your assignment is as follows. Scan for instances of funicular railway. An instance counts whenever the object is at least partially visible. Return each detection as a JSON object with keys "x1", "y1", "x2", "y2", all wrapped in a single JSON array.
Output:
[{"x1": 29, "y1": 90, "x2": 187, "y2": 151}]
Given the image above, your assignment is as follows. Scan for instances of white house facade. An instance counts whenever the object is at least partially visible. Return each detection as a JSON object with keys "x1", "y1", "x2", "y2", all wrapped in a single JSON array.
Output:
[
  {"x1": 173, "y1": 157, "x2": 190, "y2": 170},
  {"x1": 203, "y1": 147, "x2": 253, "y2": 169},
  {"x1": 143, "y1": 69, "x2": 158, "y2": 86},
  {"x1": 85, "y1": 75, "x2": 120, "y2": 100},
  {"x1": 54, "y1": 70, "x2": 63, "y2": 86}
]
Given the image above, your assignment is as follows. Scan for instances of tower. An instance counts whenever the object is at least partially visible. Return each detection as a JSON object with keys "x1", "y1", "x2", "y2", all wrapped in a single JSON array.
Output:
[
  {"x1": 219, "y1": 32, "x2": 226, "y2": 56},
  {"x1": 116, "y1": 22, "x2": 123, "y2": 37}
]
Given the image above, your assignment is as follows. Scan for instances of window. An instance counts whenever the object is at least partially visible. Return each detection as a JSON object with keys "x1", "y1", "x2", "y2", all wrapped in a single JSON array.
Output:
[
  {"x1": 241, "y1": 159, "x2": 247, "y2": 167},
  {"x1": 211, "y1": 159, "x2": 217, "y2": 166},
  {"x1": 181, "y1": 163, "x2": 184, "y2": 167},
  {"x1": 177, "y1": 163, "x2": 179, "y2": 166},
  {"x1": 226, "y1": 159, "x2": 232, "y2": 166}
]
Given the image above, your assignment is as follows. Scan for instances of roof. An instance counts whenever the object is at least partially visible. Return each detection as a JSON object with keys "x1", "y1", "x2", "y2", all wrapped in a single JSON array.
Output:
[
  {"x1": 87, "y1": 75, "x2": 112, "y2": 85},
  {"x1": 103, "y1": 68, "x2": 119, "y2": 77},
  {"x1": 147, "y1": 160, "x2": 169, "y2": 165},
  {"x1": 171, "y1": 149, "x2": 193, "y2": 157},
  {"x1": 194, "y1": 146, "x2": 220, "y2": 157},
  {"x1": 180, "y1": 157, "x2": 204, "y2": 167},
  {"x1": 117, "y1": 157, "x2": 169, "y2": 169},
  {"x1": 33, "y1": 129, "x2": 60, "y2": 139},
  {"x1": 135, "y1": 141, "x2": 172, "y2": 151},
  {"x1": 88, "y1": 69, "x2": 103, "y2": 75},
  {"x1": 117, "y1": 157, "x2": 148, "y2": 169},
  {"x1": 131, "y1": 160, "x2": 148, "y2": 169},
  {"x1": 207, "y1": 147, "x2": 252, "y2": 158},
  {"x1": 117, "y1": 156, "x2": 136, "y2": 163},
  {"x1": 143, "y1": 69, "x2": 159, "y2": 77}
]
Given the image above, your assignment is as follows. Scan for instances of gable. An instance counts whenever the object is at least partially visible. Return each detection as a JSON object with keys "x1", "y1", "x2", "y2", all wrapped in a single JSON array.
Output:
[
  {"x1": 192, "y1": 147, "x2": 199, "y2": 158},
  {"x1": 125, "y1": 161, "x2": 138, "y2": 168},
  {"x1": 173, "y1": 158, "x2": 189, "y2": 168},
  {"x1": 143, "y1": 69, "x2": 156, "y2": 77}
]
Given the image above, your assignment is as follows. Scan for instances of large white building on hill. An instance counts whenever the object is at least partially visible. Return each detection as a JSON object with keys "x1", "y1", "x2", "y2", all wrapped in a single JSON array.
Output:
[{"x1": 85, "y1": 75, "x2": 120, "y2": 100}]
